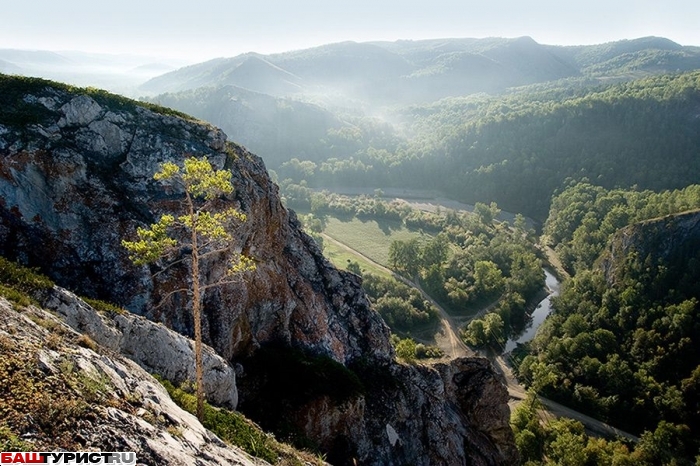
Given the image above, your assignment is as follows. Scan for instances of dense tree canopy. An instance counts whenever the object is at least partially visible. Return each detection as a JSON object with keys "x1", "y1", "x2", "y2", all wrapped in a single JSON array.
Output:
[
  {"x1": 275, "y1": 71, "x2": 700, "y2": 221},
  {"x1": 517, "y1": 183, "x2": 700, "y2": 464}
]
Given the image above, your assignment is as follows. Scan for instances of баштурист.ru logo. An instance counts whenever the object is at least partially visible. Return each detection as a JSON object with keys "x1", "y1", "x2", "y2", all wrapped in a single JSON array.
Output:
[{"x1": 0, "y1": 452, "x2": 136, "y2": 465}]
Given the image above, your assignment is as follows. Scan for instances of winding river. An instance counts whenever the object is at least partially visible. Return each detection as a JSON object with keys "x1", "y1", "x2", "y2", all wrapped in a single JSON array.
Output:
[
  {"x1": 504, "y1": 269, "x2": 561, "y2": 353},
  {"x1": 317, "y1": 186, "x2": 561, "y2": 353}
]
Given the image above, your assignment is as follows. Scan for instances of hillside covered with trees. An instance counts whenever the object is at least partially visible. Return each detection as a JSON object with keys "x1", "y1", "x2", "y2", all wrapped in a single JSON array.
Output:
[
  {"x1": 270, "y1": 71, "x2": 700, "y2": 220},
  {"x1": 145, "y1": 39, "x2": 700, "y2": 221},
  {"x1": 514, "y1": 183, "x2": 700, "y2": 464}
]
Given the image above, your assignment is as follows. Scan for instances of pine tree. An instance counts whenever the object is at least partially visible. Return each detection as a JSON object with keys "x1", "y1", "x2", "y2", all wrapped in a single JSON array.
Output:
[{"x1": 122, "y1": 156, "x2": 255, "y2": 420}]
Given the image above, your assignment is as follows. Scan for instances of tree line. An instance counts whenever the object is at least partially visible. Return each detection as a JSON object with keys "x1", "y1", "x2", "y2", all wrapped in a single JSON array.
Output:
[{"x1": 275, "y1": 71, "x2": 700, "y2": 221}]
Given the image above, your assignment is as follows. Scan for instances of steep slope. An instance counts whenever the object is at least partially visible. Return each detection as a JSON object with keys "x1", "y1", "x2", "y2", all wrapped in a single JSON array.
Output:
[
  {"x1": 400, "y1": 71, "x2": 700, "y2": 220},
  {"x1": 0, "y1": 75, "x2": 391, "y2": 365},
  {"x1": 601, "y1": 209, "x2": 700, "y2": 291},
  {"x1": 518, "y1": 208, "x2": 700, "y2": 463},
  {"x1": 0, "y1": 75, "x2": 517, "y2": 465},
  {"x1": 0, "y1": 295, "x2": 267, "y2": 465}
]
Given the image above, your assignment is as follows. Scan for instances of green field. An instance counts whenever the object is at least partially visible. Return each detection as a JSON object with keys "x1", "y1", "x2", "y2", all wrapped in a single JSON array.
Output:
[
  {"x1": 322, "y1": 238, "x2": 393, "y2": 279},
  {"x1": 322, "y1": 217, "x2": 430, "y2": 267}
]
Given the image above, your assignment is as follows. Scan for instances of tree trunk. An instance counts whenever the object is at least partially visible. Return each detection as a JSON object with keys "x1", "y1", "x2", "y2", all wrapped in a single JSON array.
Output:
[
  {"x1": 189, "y1": 196, "x2": 205, "y2": 421},
  {"x1": 193, "y1": 251, "x2": 204, "y2": 421}
]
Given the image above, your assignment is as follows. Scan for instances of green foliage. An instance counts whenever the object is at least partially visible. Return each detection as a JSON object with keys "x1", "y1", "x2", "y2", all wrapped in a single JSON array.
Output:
[
  {"x1": 275, "y1": 71, "x2": 700, "y2": 222},
  {"x1": 0, "y1": 426, "x2": 32, "y2": 452},
  {"x1": 81, "y1": 297, "x2": 126, "y2": 316},
  {"x1": 545, "y1": 181, "x2": 700, "y2": 275},
  {"x1": 393, "y1": 336, "x2": 417, "y2": 363},
  {"x1": 0, "y1": 256, "x2": 54, "y2": 294},
  {"x1": 122, "y1": 156, "x2": 255, "y2": 421},
  {"x1": 362, "y1": 273, "x2": 439, "y2": 332},
  {"x1": 463, "y1": 313, "x2": 505, "y2": 348},
  {"x1": 390, "y1": 335, "x2": 443, "y2": 362},
  {"x1": 414, "y1": 342, "x2": 444, "y2": 359},
  {"x1": 123, "y1": 157, "x2": 253, "y2": 273},
  {"x1": 346, "y1": 260, "x2": 362, "y2": 276},
  {"x1": 158, "y1": 378, "x2": 279, "y2": 463},
  {"x1": 0, "y1": 284, "x2": 33, "y2": 309},
  {"x1": 389, "y1": 238, "x2": 422, "y2": 277},
  {"x1": 289, "y1": 189, "x2": 545, "y2": 338},
  {"x1": 519, "y1": 183, "x2": 700, "y2": 464},
  {"x1": 321, "y1": 214, "x2": 424, "y2": 267},
  {"x1": 122, "y1": 215, "x2": 178, "y2": 266},
  {"x1": 511, "y1": 394, "x2": 651, "y2": 465},
  {"x1": 0, "y1": 257, "x2": 54, "y2": 308}
]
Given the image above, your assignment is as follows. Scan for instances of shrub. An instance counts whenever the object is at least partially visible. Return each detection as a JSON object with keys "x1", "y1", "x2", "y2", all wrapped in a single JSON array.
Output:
[
  {"x1": 0, "y1": 257, "x2": 54, "y2": 294},
  {"x1": 82, "y1": 297, "x2": 126, "y2": 316},
  {"x1": 75, "y1": 334, "x2": 99, "y2": 352},
  {"x1": 157, "y1": 377, "x2": 278, "y2": 463}
]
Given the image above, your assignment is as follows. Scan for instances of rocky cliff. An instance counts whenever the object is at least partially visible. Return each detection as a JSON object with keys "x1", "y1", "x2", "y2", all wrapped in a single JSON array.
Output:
[
  {"x1": 0, "y1": 75, "x2": 517, "y2": 465},
  {"x1": 600, "y1": 209, "x2": 700, "y2": 286}
]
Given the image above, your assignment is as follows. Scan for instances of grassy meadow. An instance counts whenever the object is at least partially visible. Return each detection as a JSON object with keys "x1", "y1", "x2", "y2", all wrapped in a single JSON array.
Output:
[{"x1": 322, "y1": 217, "x2": 430, "y2": 267}]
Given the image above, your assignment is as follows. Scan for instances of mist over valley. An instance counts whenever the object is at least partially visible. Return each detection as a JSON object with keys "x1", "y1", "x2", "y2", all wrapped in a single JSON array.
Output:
[{"x1": 2, "y1": 9, "x2": 700, "y2": 463}]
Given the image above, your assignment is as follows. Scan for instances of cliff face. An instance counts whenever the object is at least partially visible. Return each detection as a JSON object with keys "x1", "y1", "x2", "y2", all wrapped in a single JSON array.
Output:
[
  {"x1": 600, "y1": 209, "x2": 700, "y2": 286},
  {"x1": 0, "y1": 76, "x2": 516, "y2": 465},
  {"x1": 0, "y1": 79, "x2": 391, "y2": 366}
]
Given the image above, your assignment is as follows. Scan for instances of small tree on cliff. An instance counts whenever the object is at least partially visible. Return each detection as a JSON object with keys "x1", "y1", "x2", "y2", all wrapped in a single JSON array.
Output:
[{"x1": 122, "y1": 156, "x2": 255, "y2": 420}]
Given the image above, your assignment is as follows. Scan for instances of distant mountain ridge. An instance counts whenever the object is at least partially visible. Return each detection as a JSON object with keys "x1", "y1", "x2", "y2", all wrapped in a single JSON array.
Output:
[
  {"x1": 141, "y1": 36, "x2": 700, "y2": 102},
  {"x1": 0, "y1": 49, "x2": 186, "y2": 96}
]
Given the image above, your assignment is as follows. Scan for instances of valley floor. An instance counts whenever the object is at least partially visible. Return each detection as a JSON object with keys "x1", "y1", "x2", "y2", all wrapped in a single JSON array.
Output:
[{"x1": 323, "y1": 227, "x2": 642, "y2": 446}]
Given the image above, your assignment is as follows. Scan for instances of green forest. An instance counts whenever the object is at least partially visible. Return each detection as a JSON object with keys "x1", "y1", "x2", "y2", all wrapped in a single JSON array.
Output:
[
  {"x1": 271, "y1": 71, "x2": 700, "y2": 220},
  {"x1": 271, "y1": 68, "x2": 700, "y2": 464},
  {"x1": 7, "y1": 38, "x2": 700, "y2": 464},
  {"x1": 292, "y1": 189, "x2": 546, "y2": 355},
  {"x1": 513, "y1": 182, "x2": 700, "y2": 464},
  {"x1": 115, "y1": 38, "x2": 700, "y2": 465}
]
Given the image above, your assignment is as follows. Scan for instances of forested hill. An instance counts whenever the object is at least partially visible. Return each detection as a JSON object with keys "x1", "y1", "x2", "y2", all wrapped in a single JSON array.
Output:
[
  {"x1": 147, "y1": 60, "x2": 700, "y2": 223},
  {"x1": 515, "y1": 184, "x2": 700, "y2": 463},
  {"x1": 398, "y1": 71, "x2": 700, "y2": 220},
  {"x1": 267, "y1": 71, "x2": 700, "y2": 221}
]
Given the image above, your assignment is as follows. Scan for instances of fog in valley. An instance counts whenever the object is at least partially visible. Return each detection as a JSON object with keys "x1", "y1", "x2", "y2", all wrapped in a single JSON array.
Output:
[{"x1": 4, "y1": 2, "x2": 700, "y2": 464}]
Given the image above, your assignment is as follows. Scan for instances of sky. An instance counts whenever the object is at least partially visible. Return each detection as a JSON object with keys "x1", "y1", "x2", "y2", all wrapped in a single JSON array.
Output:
[{"x1": 3, "y1": 0, "x2": 699, "y2": 62}]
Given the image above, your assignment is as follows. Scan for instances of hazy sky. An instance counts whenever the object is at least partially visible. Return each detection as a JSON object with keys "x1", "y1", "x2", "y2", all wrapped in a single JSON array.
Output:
[{"x1": 3, "y1": 0, "x2": 699, "y2": 62}]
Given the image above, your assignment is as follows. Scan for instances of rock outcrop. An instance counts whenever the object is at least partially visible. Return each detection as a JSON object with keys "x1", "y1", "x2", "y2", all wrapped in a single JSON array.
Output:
[
  {"x1": 0, "y1": 76, "x2": 517, "y2": 465},
  {"x1": 600, "y1": 209, "x2": 700, "y2": 285},
  {"x1": 0, "y1": 296, "x2": 267, "y2": 466},
  {"x1": 0, "y1": 79, "x2": 392, "y2": 366},
  {"x1": 41, "y1": 285, "x2": 238, "y2": 409}
]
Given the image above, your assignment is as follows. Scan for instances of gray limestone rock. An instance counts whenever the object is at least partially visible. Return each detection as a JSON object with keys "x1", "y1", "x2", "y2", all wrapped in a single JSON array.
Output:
[
  {"x1": 58, "y1": 95, "x2": 103, "y2": 127},
  {"x1": 42, "y1": 286, "x2": 238, "y2": 409},
  {"x1": 0, "y1": 297, "x2": 267, "y2": 466}
]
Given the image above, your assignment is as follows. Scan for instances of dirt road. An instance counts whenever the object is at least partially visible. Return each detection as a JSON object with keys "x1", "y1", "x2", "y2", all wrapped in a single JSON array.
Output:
[
  {"x1": 324, "y1": 232, "x2": 639, "y2": 442},
  {"x1": 492, "y1": 356, "x2": 639, "y2": 442},
  {"x1": 322, "y1": 233, "x2": 471, "y2": 359}
]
